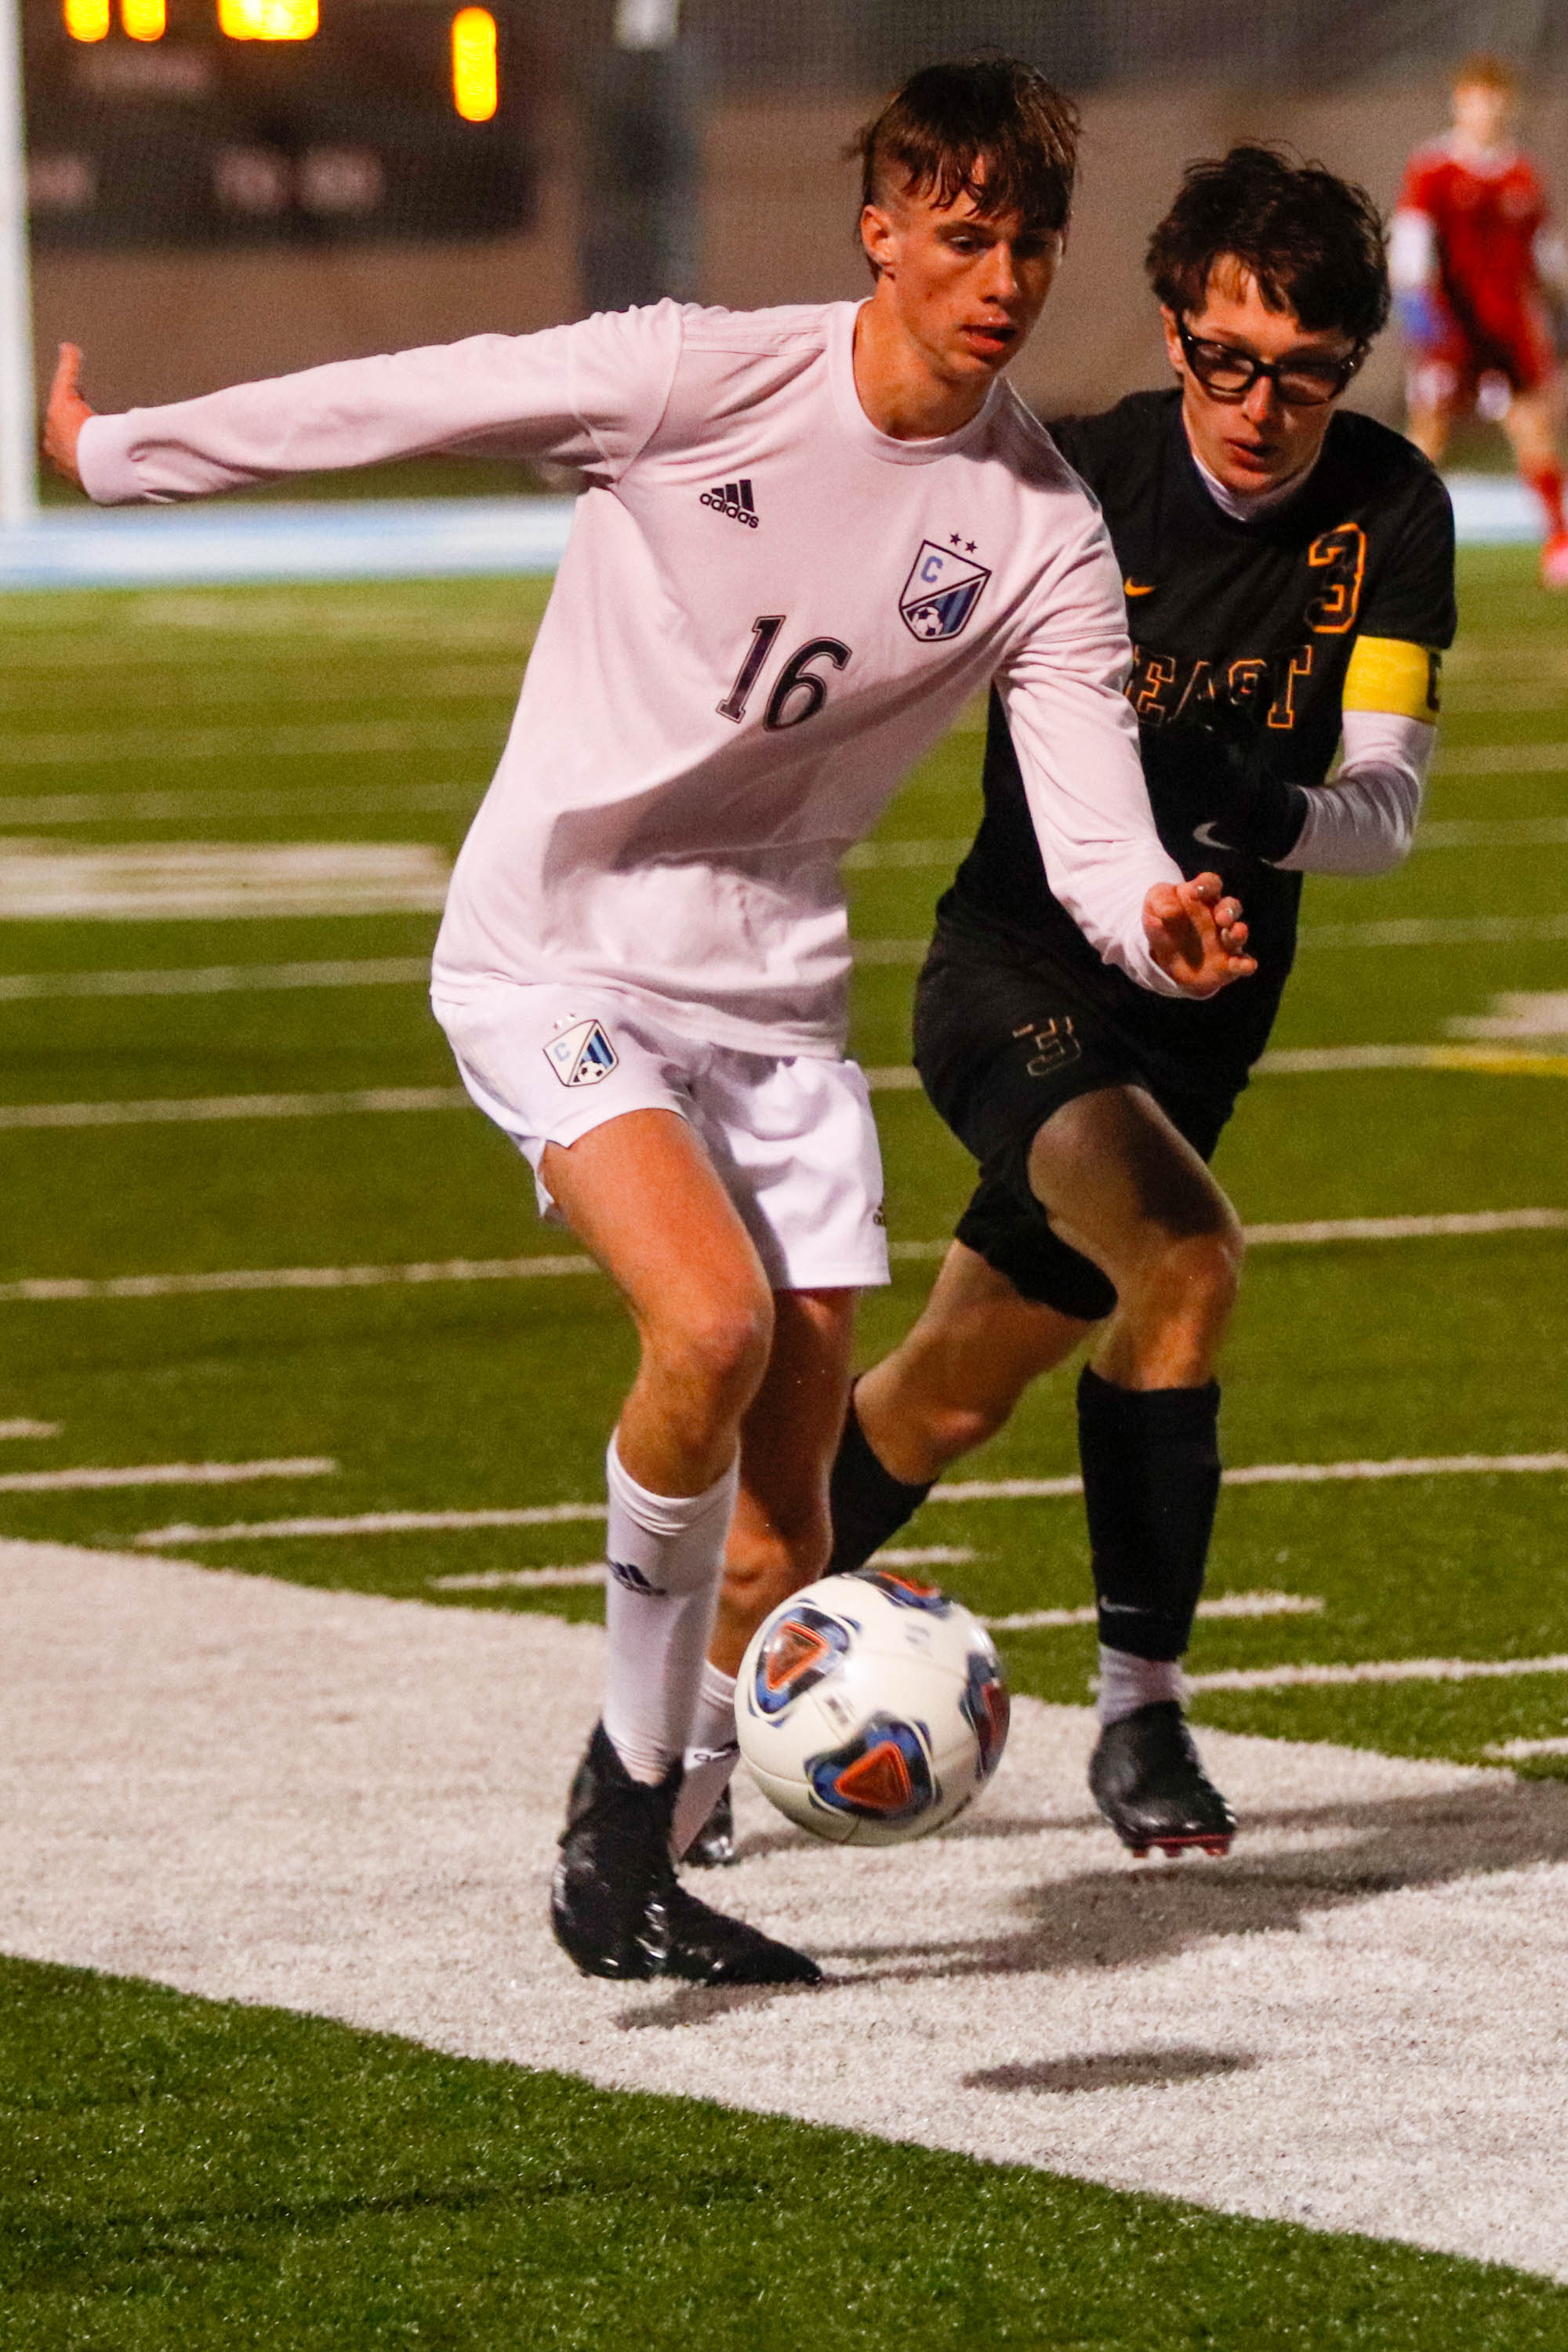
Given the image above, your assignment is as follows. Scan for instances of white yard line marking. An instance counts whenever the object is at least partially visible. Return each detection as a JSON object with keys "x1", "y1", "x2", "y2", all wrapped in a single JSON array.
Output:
[
  {"x1": 1419, "y1": 815, "x2": 1568, "y2": 844},
  {"x1": 0, "y1": 780, "x2": 481, "y2": 828},
  {"x1": 1258, "y1": 1044, "x2": 1568, "y2": 1076},
  {"x1": 1450, "y1": 991, "x2": 1568, "y2": 1041},
  {"x1": 21, "y1": 1054, "x2": 1558, "y2": 1123},
  {"x1": 0, "y1": 1254, "x2": 592, "y2": 1303},
  {"x1": 428, "y1": 1543, "x2": 982, "y2": 1597},
  {"x1": 0, "y1": 842, "x2": 450, "y2": 923},
  {"x1": 0, "y1": 1087, "x2": 468, "y2": 1131},
  {"x1": 430, "y1": 1562, "x2": 611, "y2": 1592},
  {"x1": 986, "y1": 1591, "x2": 1323, "y2": 1633},
  {"x1": 1188, "y1": 1654, "x2": 1568, "y2": 1693},
  {"x1": 934, "y1": 1454, "x2": 1568, "y2": 1504},
  {"x1": 134, "y1": 1501, "x2": 608, "y2": 1547},
  {"x1": 3, "y1": 1210, "x2": 1562, "y2": 1306},
  {"x1": 1484, "y1": 1735, "x2": 1568, "y2": 1759},
  {"x1": 128, "y1": 1454, "x2": 1568, "y2": 1548},
  {"x1": 7, "y1": 1538, "x2": 1567, "y2": 2285},
  {"x1": 0, "y1": 1418, "x2": 59, "y2": 1439},
  {"x1": 0, "y1": 1457, "x2": 335, "y2": 1494},
  {"x1": 0, "y1": 959, "x2": 433, "y2": 1002}
]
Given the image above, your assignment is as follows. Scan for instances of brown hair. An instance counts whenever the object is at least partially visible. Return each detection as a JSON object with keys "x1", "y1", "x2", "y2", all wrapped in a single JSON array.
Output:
[
  {"x1": 1453, "y1": 52, "x2": 1517, "y2": 94},
  {"x1": 851, "y1": 57, "x2": 1080, "y2": 252},
  {"x1": 1146, "y1": 144, "x2": 1390, "y2": 346}
]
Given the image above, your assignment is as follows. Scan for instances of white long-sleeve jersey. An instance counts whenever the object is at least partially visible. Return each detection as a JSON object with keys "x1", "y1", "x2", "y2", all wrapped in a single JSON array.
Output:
[{"x1": 78, "y1": 299, "x2": 1186, "y2": 1056}]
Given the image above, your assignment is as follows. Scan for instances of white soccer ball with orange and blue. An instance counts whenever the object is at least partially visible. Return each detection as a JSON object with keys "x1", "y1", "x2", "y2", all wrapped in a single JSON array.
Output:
[{"x1": 735, "y1": 1567, "x2": 1010, "y2": 1845}]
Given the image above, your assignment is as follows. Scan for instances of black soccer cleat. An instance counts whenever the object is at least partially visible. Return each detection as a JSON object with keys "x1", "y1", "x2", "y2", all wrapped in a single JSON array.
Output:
[
  {"x1": 552, "y1": 1723, "x2": 819, "y2": 1986},
  {"x1": 1088, "y1": 1700, "x2": 1236, "y2": 1860},
  {"x1": 681, "y1": 1782, "x2": 737, "y2": 1869},
  {"x1": 551, "y1": 1721, "x2": 681, "y2": 1980},
  {"x1": 656, "y1": 1880, "x2": 822, "y2": 1987}
]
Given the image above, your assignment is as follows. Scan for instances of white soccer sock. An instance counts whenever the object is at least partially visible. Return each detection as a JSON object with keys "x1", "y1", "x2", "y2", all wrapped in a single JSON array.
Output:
[
  {"x1": 1097, "y1": 1645, "x2": 1186, "y2": 1728},
  {"x1": 601, "y1": 1437, "x2": 736, "y2": 1785},
  {"x1": 672, "y1": 1661, "x2": 740, "y2": 1860}
]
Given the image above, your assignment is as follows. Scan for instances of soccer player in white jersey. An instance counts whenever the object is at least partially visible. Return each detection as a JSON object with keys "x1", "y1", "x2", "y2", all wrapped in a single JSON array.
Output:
[{"x1": 46, "y1": 60, "x2": 1254, "y2": 1987}]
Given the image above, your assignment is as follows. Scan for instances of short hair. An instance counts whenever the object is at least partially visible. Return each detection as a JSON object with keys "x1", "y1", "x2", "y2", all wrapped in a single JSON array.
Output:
[
  {"x1": 1454, "y1": 51, "x2": 1516, "y2": 95},
  {"x1": 851, "y1": 57, "x2": 1080, "y2": 247},
  {"x1": 1146, "y1": 144, "x2": 1390, "y2": 346}
]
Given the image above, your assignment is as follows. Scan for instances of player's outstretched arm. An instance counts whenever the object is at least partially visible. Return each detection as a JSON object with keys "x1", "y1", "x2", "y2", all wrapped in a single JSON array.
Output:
[
  {"x1": 1142, "y1": 873, "x2": 1255, "y2": 998},
  {"x1": 42, "y1": 343, "x2": 93, "y2": 491}
]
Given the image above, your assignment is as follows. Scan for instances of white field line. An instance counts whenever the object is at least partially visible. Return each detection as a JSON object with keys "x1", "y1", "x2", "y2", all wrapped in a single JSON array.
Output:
[
  {"x1": 934, "y1": 1453, "x2": 1568, "y2": 1504},
  {"x1": 129, "y1": 1453, "x2": 1568, "y2": 1549},
  {"x1": 1187, "y1": 1653, "x2": 1568, "y2": 1693},
  {"x1": 1258, "y1": 1044, "x2": 1568, "y2": 1076},
  {"x1": 0, "y1": 717, "x2": 503, "y2": 767},
  {"x1": 851, "y1": 918, "x2": 1568, "y2": 964},
  {"x1": 431, "y1": 1562, "x2": 610, "y2": 1592},
  {"x1": 1484, "y1": 1735, "x2": 1568, "y2": 1759},
  {"x1": 0, "y1": 958, "x2": 433, "y2": 1002},
  {"x1": 840, "y1": 819, "x2": 1568, "y2": 866},
  {"x1": 0, "y1": 1418, "x2": 58, "y2": 1439},
  {"x1": 3, "y1": 1209, "x2": 1563, "y2": 1307},
  {"x1": 987, "y1": 1590, "x2": 1323, "y2": 1633},
  {"x1": 0, "y1": 842, "x2": 450, "y2": 923},
  {"x1": 0, "y1": 1456, "x2": 335, "y2": 1494},
  {"x1": 0, "y1": 779, "x2": 482, "y2": 828},
  {"x1": 134, "y1": 1501, "x2": 609, "y2": 1547},
  {"x1": 0, "y1": 1253, "x2": 593, "y2": 1303},
  {"x1": 0, "y1": 1087, "x2": 468, "y2": 1131}
]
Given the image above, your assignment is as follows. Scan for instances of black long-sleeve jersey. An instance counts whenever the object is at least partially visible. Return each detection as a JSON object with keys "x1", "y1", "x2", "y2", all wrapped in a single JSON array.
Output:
[{"x1": 941, "y1": 389, "x2": 1457, "y2": 1085}]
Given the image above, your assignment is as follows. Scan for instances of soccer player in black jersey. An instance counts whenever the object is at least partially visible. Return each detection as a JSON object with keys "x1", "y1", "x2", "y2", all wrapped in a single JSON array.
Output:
[{"x1": 806, "y1": 146, "x2": 1457, "y2": 1862}]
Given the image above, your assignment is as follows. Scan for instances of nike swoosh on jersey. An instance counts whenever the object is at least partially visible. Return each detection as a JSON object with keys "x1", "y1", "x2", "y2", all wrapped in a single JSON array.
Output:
[
  {"x1": 1192, "y1": 820, "x2": 1236, "y2": 849},
  {"x1": 1123, "y1": 579, "x2": 1156, "y2": 596}
]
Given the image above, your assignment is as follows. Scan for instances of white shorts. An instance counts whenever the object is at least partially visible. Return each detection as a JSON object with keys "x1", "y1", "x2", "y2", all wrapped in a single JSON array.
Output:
[{"x1": 432, "y1": 979, "x2": 890, "y2": 1293}]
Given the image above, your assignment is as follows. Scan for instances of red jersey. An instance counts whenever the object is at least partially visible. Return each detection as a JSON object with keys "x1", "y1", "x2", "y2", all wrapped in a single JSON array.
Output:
[{"x1": 1399, "y1": 138, "x2": 1548, "y2": 346}]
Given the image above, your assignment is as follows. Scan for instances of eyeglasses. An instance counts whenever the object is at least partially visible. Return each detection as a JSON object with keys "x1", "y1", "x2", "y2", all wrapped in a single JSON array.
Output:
[{"x1": 1176, "y1": 316, "x2": 1362, "y2": 408}]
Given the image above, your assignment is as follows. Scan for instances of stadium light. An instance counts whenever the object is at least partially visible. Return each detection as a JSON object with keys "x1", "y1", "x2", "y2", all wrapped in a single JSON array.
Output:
[
  {"x1": 217, "y1": 0, "x2": 318, "y2": 39},
  {"x1": 451, "y1": 7, "x2": 497, "y2": 122},
  {"x1": 63, "y1": 0, "x2": 110, "y2": 37},
  {"x1": 122, "y1": 0, "x2": 166, "y2": 37}
]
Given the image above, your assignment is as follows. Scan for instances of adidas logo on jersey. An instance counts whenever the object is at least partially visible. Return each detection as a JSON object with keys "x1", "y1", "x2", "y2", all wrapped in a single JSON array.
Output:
[
  {"x1": 608, "y1": 1558, "x2": 665, "y2": 1595},
  {"x1": 543, "y1": 1017, "x2": 619, "y2": 1088},
  {"x1": 700, "y1": 478, "x2": 759, "y2": 528}
]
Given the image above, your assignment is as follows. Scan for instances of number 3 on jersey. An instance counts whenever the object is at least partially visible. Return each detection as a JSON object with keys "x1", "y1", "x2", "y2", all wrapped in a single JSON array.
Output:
[{"x1": 718, "y1": 615, "x2": 851, "y2": 730}]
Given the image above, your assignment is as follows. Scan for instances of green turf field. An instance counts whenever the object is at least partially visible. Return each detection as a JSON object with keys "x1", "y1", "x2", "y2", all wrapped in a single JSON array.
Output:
[
  {"x1": 6, "y1": 1955, "x2": 1567, "y2": 2351},
  {"x1": 2, "y1": 546, "x2": 1567, "y2": 2338}
]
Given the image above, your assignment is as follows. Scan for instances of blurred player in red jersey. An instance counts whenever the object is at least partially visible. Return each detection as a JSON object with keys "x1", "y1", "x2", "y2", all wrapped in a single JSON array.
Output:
[{"x1": 1393, "y1": 53, "x2": 1568, "y2": 586}]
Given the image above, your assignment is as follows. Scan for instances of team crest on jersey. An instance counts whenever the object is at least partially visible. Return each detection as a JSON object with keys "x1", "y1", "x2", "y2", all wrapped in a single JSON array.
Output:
[
  {"x1": 899, "y1": 540, "x2": 990, "y2": 642},
  {"x1": 544, "y1": 1018, "x2": 619, "y2": 1088}
]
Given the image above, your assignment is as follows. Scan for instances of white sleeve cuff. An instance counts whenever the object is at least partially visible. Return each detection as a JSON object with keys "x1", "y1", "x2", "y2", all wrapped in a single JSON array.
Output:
[
  {"x1": 75, "y1": 412, "x2": 155, "y2": 505},
  {"x1": 1276, "y1": 709, "x2": 1436, "y2": 875}
]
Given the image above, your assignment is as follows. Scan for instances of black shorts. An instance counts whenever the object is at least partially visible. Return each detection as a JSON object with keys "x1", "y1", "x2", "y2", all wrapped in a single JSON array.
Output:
[{"x1": 912, "y1": 925, "x2": 1243, "y2": 1322}]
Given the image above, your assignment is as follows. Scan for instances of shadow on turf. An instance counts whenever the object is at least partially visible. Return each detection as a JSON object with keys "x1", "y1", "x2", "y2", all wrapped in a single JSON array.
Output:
[
  {"x1": 626, "y1": 1773, "x2": 1568, "y2": 2022},
  {"x1": 965, "y1": 2046, "x2": 1258, "y2": 2095}
]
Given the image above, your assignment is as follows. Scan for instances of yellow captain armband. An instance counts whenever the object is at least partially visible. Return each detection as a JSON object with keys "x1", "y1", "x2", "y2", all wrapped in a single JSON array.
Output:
[{"x1": 1343, "y1": 636, "x2": 1441, "y2": 720}]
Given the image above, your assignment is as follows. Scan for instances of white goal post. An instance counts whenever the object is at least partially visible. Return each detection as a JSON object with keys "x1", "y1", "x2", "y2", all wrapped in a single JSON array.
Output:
[{"x1": 0, "y1": 0, "x2": 35, "y2": 526}]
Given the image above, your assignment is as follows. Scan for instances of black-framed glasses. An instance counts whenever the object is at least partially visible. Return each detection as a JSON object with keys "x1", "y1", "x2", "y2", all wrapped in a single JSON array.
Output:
[{"x1": 1176, "y1": 316, "x2": 1363, "y2": 408}]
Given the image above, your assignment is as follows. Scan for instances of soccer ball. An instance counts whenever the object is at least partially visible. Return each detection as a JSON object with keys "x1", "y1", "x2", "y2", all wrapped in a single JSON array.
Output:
[{"x1": 735, "y1": 1567, "x2": 1010, "y2": 1846}]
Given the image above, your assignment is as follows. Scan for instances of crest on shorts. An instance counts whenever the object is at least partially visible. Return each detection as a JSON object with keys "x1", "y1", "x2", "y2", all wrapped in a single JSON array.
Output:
[
  {"x1": 544, "y1": 1018, "x2": 619, "y2": 1088},
  {"x1": 899, "y1": 540, "x2": 990, "y2": 642}
]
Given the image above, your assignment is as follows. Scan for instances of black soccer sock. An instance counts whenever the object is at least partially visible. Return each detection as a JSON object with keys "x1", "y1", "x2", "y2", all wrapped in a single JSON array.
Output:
[
  {"x1": 826, "y1": 1387, "x2": 933, "y2": 1572},
  {"x1": 1076, "y1": 1365, "x2": 1221, "y2": 1662}
]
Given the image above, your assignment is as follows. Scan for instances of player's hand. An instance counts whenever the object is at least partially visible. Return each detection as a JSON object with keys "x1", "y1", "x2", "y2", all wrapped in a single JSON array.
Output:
[
  {"x1": 42, "y1": 343, "x2": 94, "y2": 490},
  {"x1": 1143, "y1": 873, "x2": 1256, "y2": 998}
]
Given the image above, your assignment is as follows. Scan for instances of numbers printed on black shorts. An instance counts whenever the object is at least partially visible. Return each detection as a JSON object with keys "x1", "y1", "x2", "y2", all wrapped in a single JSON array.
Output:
[{"x1": 718, "y1": 616, "x2": 851, "y2": 730}]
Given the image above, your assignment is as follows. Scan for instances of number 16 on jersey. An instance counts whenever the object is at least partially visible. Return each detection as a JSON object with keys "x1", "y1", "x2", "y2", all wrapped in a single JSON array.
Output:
[{"x1": 719, "y1": 617, "x2": 852, "y2": 731}]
